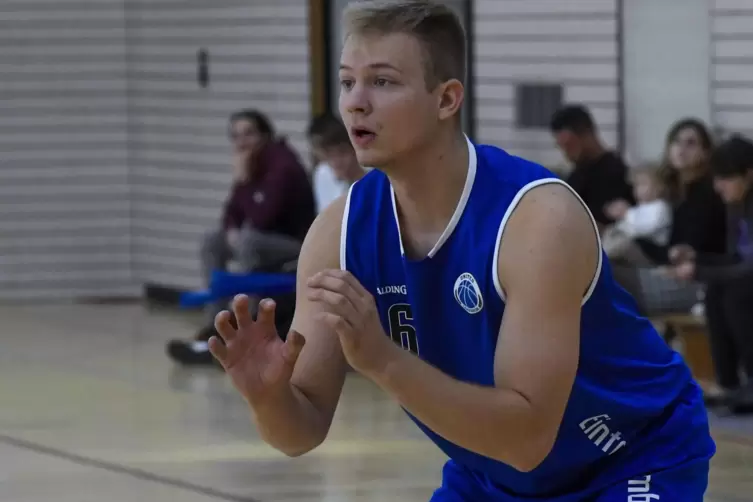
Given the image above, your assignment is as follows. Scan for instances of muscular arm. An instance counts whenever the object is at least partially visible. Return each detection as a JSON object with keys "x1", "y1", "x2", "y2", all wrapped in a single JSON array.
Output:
[
  {"x1": 252, "y1": 195, "x2": 349, "y2": 456},
  {"x1": 368, "y1": 183, "x2": 596, "y2": 471}
]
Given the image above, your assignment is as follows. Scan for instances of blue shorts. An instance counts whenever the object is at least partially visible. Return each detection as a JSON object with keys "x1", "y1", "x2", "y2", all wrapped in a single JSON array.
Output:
[{"x1": 431, "y1": 457, "x2": 710, "y2": 501}]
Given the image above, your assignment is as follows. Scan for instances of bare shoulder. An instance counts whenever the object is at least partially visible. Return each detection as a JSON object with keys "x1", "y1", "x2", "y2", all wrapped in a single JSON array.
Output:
[
  {"x1": 297, "y1": 193, "x2": 348, "y2": 276},
  {"x1": 514, "y1": 181, "x2": 595, "y2": 236},
  {"x1": 497, "y1": 181, "x2": 598, "y2": 297}
]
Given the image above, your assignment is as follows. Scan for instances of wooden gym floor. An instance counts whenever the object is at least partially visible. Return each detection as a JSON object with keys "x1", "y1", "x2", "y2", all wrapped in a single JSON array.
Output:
[{"x1": 0, "y1": 303, "x2": 751, "y2": 501}]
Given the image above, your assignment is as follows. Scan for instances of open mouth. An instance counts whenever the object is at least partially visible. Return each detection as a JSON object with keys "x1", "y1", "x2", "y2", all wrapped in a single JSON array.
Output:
[{"x1": 351, "y1": 127, "x2": 376, "y2": 140}]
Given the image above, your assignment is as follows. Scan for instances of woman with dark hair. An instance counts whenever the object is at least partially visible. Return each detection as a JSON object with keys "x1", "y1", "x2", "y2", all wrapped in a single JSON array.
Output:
[
  {"x1": 671, "y1": 135, "x2": 753, "y2": 412},
  {"x1": 619, "y1": 119, "x2": 728, "y2": 314}
]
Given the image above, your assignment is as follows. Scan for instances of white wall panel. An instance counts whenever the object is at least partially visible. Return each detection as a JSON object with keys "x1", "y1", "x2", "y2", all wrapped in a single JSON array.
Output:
[
  {"x1": 711, "y1": 0, "x2": 753, "y2": 140},
  {"x1": 0, "y1": 0, "x2": 133, "y2": 300},
  {"x1": 473, "y1": 0, "x2": 620, "y2": 169},
  {"x1": 127, "y1": 0, "x2": 311, "y2": 290}
]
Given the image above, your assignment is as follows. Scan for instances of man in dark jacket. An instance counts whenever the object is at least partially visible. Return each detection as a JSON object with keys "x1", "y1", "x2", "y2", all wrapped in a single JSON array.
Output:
[
  {"x1": 550, "y1": 104, "x2": 635, "y2": 228},
  {"x1": 670, "y1": 135, "x2": 753, "y2": 413}
]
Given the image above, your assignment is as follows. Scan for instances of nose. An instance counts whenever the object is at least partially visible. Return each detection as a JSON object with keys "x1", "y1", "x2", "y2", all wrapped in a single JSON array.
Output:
[{"x1": 340, "y1": 82, "x2": 371, "y2": 116}]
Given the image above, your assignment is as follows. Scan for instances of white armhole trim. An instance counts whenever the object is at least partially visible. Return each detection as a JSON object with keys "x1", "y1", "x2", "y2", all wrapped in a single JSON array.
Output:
[
  {"x1": 492, "y1": 178, "x2": 603, "y2": 306},
  {"x1": 339, "y1": 183, "x2": 355, "y2": 271}
]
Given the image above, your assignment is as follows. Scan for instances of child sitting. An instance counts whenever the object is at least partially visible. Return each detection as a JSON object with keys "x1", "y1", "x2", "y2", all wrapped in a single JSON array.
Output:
[{"x1": 602, "y1": 165, "x2": 672, "y2": 265}]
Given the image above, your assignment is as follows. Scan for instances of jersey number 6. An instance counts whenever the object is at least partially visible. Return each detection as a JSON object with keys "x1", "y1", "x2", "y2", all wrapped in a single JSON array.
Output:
[{"x1": 387, "y1": 303, "x2": 419, "y2": 355}]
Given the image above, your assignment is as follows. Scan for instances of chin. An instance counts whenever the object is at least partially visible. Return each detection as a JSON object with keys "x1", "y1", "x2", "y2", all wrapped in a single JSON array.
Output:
[{"x1": 355, "y1": 149, "x2": 391, "y2": 170}]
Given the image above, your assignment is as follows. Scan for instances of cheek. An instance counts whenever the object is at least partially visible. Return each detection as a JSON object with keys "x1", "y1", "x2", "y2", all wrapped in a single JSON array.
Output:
[{"x1": 668, "y1": 145, "x2": 684, "y2": 163}]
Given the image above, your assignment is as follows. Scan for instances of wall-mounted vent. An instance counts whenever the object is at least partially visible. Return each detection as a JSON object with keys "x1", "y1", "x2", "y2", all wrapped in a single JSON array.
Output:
[{"x1": 515, "y1": 83, "x2": 563, "y2": 129}]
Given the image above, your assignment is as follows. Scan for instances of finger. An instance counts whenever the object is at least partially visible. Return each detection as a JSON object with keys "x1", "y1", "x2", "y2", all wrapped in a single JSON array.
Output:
[
  {"x1": 314, "y1": 311, "x2": 354, "y2": 337},
  {"x1": 214, "y1": 310, "x2": 238, "y2": 343},
  {"x1": 255, "y1": 298, "x2": 278, "y2": 338},
  {"x1": 335, "y1": 270, "x2": 370, "y2": 297},
  {"x1": 231, "y1": 294, "x2": 253, "y2": 329},
  {"x1": 207, "y1": 336, "x2": 228, "y2": 364},
  {"x1": 310, "y1": 269, "x2": 370, "y2": 299},
  {"x1": 325, "y1": 270, "x2": 375, "y2": 312},
  {"x1": 307, "y1": 288, "x2": 360, "y2": 321},
  {"x1": 281, "y1": 330, "x2": 306, "y2": 367},
  {"x1": 307, "y1": 274, "x2": 363, "y2": 311}
]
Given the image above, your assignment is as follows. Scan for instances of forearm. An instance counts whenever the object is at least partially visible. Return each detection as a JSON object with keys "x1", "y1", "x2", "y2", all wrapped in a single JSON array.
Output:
[
  {"x1": 696, "y1": 261, "x2": 753, "y2": 284},
  {"x1": 251, "y1": 383, "x2": 329, "y2": 457},
  {"x1": 368, "y1": 347, "x2": 547, "y2": 471}
]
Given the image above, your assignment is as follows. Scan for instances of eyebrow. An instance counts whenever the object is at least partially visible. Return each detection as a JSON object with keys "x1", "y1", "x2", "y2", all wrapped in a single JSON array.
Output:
[{"x1": 339, "y1": 62, "x2": 401, "y2": 72}]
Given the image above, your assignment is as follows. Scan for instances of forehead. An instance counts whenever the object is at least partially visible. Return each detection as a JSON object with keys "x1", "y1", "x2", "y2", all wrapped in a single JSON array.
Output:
[
  {"x1": 340, "y1": 31, "x2": 424, "y2": 73},
  {"x1": 674, "y1": 127, "x2": 700, "y2": 142},
  {"x1": 232, "y1": 119, "x2": 256, "y2": 131}
]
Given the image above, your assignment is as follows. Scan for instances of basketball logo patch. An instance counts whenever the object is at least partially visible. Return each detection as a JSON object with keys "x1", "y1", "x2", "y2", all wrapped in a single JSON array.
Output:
[{"x1": 453, "y1": 272, "x2": 483, "y2": 314}]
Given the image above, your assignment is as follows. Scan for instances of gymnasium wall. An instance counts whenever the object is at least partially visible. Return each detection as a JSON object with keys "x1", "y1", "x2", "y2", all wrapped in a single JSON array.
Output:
[
  {"x1": 5, "y1": 0, "x2": 753, "y2": 300},
  {"x1": 126, "y1": 0, "x2": 311, "y2": 291},
  {"x1": 710, "y1": 0, "x2": 753, "y2": 141},
  {"x1": 0, "y1": 0, "x2": 134, "y2": 300},
  {"x1": 472, "y1": 0, "x2": 620, "y2": 170}
]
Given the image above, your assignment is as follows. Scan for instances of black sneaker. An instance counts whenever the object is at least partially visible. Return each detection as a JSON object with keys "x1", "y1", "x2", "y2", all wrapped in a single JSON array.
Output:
[
  {"x1": 166, "y1": 324, "x2": 223, "y2": 367},
  {"x1": 727, "y1": 385, "x2": 753, "y2": 415}
]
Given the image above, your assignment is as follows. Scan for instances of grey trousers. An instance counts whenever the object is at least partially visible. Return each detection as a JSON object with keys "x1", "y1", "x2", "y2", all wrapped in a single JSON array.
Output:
[{"x1": 200, "y1": 226, "x2": 301, "y2": 322}]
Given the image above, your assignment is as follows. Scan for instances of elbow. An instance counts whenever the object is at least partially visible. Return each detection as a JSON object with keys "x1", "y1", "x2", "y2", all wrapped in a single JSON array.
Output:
[
  {"x1": 279, "y1": 435, "x2": 326, "y2": 458},
  {"x1": 508, "y1": 450, "x2": 548, "y2": 473},
  {"x1": 262, "y1": 424, "x2": 329, "y2": 459},
  {"x1": 506, "y1": 427, "x2": 557, "y2": 473}
]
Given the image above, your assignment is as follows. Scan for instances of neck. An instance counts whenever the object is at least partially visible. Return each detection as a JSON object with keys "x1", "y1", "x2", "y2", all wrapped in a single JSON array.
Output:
[
  {"x1": 345, "y1": 165, "x2": 366, "y2": 185},
  {"x1": 679, "y1": 163, "x2": 706, "y2": 183},
  {"x1": 386, "y1": 129, "x2": 469, "y2": 256}
]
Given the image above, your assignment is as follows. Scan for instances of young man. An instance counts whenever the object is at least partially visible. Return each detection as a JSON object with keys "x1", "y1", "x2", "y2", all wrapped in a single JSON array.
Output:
[
  {"x1": 209, "y1": 1, "x2": 715, "y2": 500},
  {"x1": 550, "y1": 105, "x2": 635, "y2": 228},
  {"x1": 307, "y1": 113, "x2": 366, "y2": 213}
]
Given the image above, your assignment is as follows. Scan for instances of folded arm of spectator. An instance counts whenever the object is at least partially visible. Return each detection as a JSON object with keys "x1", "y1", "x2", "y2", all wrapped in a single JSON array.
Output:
[
  {"x1": 223, "y1": 184, "x2": 244, "y2": 230},
  {"x1": 694, "y1": 256, "x2": 753, "y2": 283},
  {"x1": 244, "y1": 158, "x2": 297, "y2": 233}
]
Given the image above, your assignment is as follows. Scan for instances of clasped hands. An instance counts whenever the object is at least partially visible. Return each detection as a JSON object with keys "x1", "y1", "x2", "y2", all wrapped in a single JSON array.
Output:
[
  {"x1": 306, "y1": 269, "x2": 397, "y2": 376},
  {"x1": 661, "y1": 244, "x2": 696, "y2": 281},
  {"x1": 210, "y1": 269, "x2": 398, "y2": 388}
]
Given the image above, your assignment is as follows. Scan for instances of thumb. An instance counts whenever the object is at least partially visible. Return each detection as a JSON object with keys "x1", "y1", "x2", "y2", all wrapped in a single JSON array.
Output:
[{"x1": 281, "y1": 330, "x2": 306, "y2": 367}]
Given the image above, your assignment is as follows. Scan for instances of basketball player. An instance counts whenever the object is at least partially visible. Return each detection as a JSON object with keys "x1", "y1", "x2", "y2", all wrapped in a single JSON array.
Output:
[{"x1": 209, "y1": 1, "x2": 715, "y2": 500}]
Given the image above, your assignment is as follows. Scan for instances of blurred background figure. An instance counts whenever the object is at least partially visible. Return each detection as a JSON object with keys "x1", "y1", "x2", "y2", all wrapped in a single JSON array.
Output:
[
  {"x1": 624, "y1": 119, "x2": 728, "y2": 315},
  {"x1": 549, "y1": 104, "x2": 635, "y2": 229},
  {"x1": 307, "y1": 113, "x2": 365, "y2": 213},
  {"x1": 670, "y1": 135, "x2": 753, "y2": 412},
  {"x1": 602, "y1": 164, "x2": 672, "y2": 266},
  {"x1": 167, "y1": 109, "x2": 315, "y2": 366}
]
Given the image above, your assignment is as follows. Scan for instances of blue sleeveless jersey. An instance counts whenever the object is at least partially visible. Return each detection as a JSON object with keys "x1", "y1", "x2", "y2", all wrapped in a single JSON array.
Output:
[{"x1": 341, "y1": 138, "x2": 715, "y2": 497}]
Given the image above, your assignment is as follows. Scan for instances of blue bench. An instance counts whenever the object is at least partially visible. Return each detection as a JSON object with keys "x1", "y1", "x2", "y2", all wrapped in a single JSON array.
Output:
[{"x1": 179, "y1": 269, "x2": 296, "y2": 308}]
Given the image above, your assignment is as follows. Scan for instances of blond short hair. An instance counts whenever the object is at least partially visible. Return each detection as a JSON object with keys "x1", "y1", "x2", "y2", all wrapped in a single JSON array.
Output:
[
  {"x1": 342, "y1": 0, "x2": 466, "y2": 90},
  {"x1": 631, "y1": 163, "x2": 667, "y2": 195}
]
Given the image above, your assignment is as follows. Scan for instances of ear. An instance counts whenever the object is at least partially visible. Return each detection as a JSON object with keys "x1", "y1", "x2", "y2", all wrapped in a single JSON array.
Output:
[{"x1": 437, "y1": 79, "x2": 464, "y2": 122}]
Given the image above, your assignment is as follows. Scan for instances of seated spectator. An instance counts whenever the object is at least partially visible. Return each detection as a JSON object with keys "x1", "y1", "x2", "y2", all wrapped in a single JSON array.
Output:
[
  {"x1": 550, "y1": 104, "x2": 635, "y2": 228},
  {"x1": 602, "y1": 164, "x2": 672, "y2": 265},
  {"x1": 670, "y1": 135, "x2": 753, "y2": 412},
  {"x1": 615, "y1": 119, "x2": 728, "y2": 315},
  {"x1": 307, "y1": 113, "x2": 365, "y2": 208},
  {"x1": 168, "y1": 109, "x2": 316, "y2": 366}
]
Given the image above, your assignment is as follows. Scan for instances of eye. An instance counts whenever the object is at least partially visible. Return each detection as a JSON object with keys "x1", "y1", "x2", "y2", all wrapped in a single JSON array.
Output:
[
  {"x1": 374, "y1": 78, "x2": 390, "y2": 87},
  {"x1": 340, "y1": 79, "x2": 354, "y2": 91}
]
